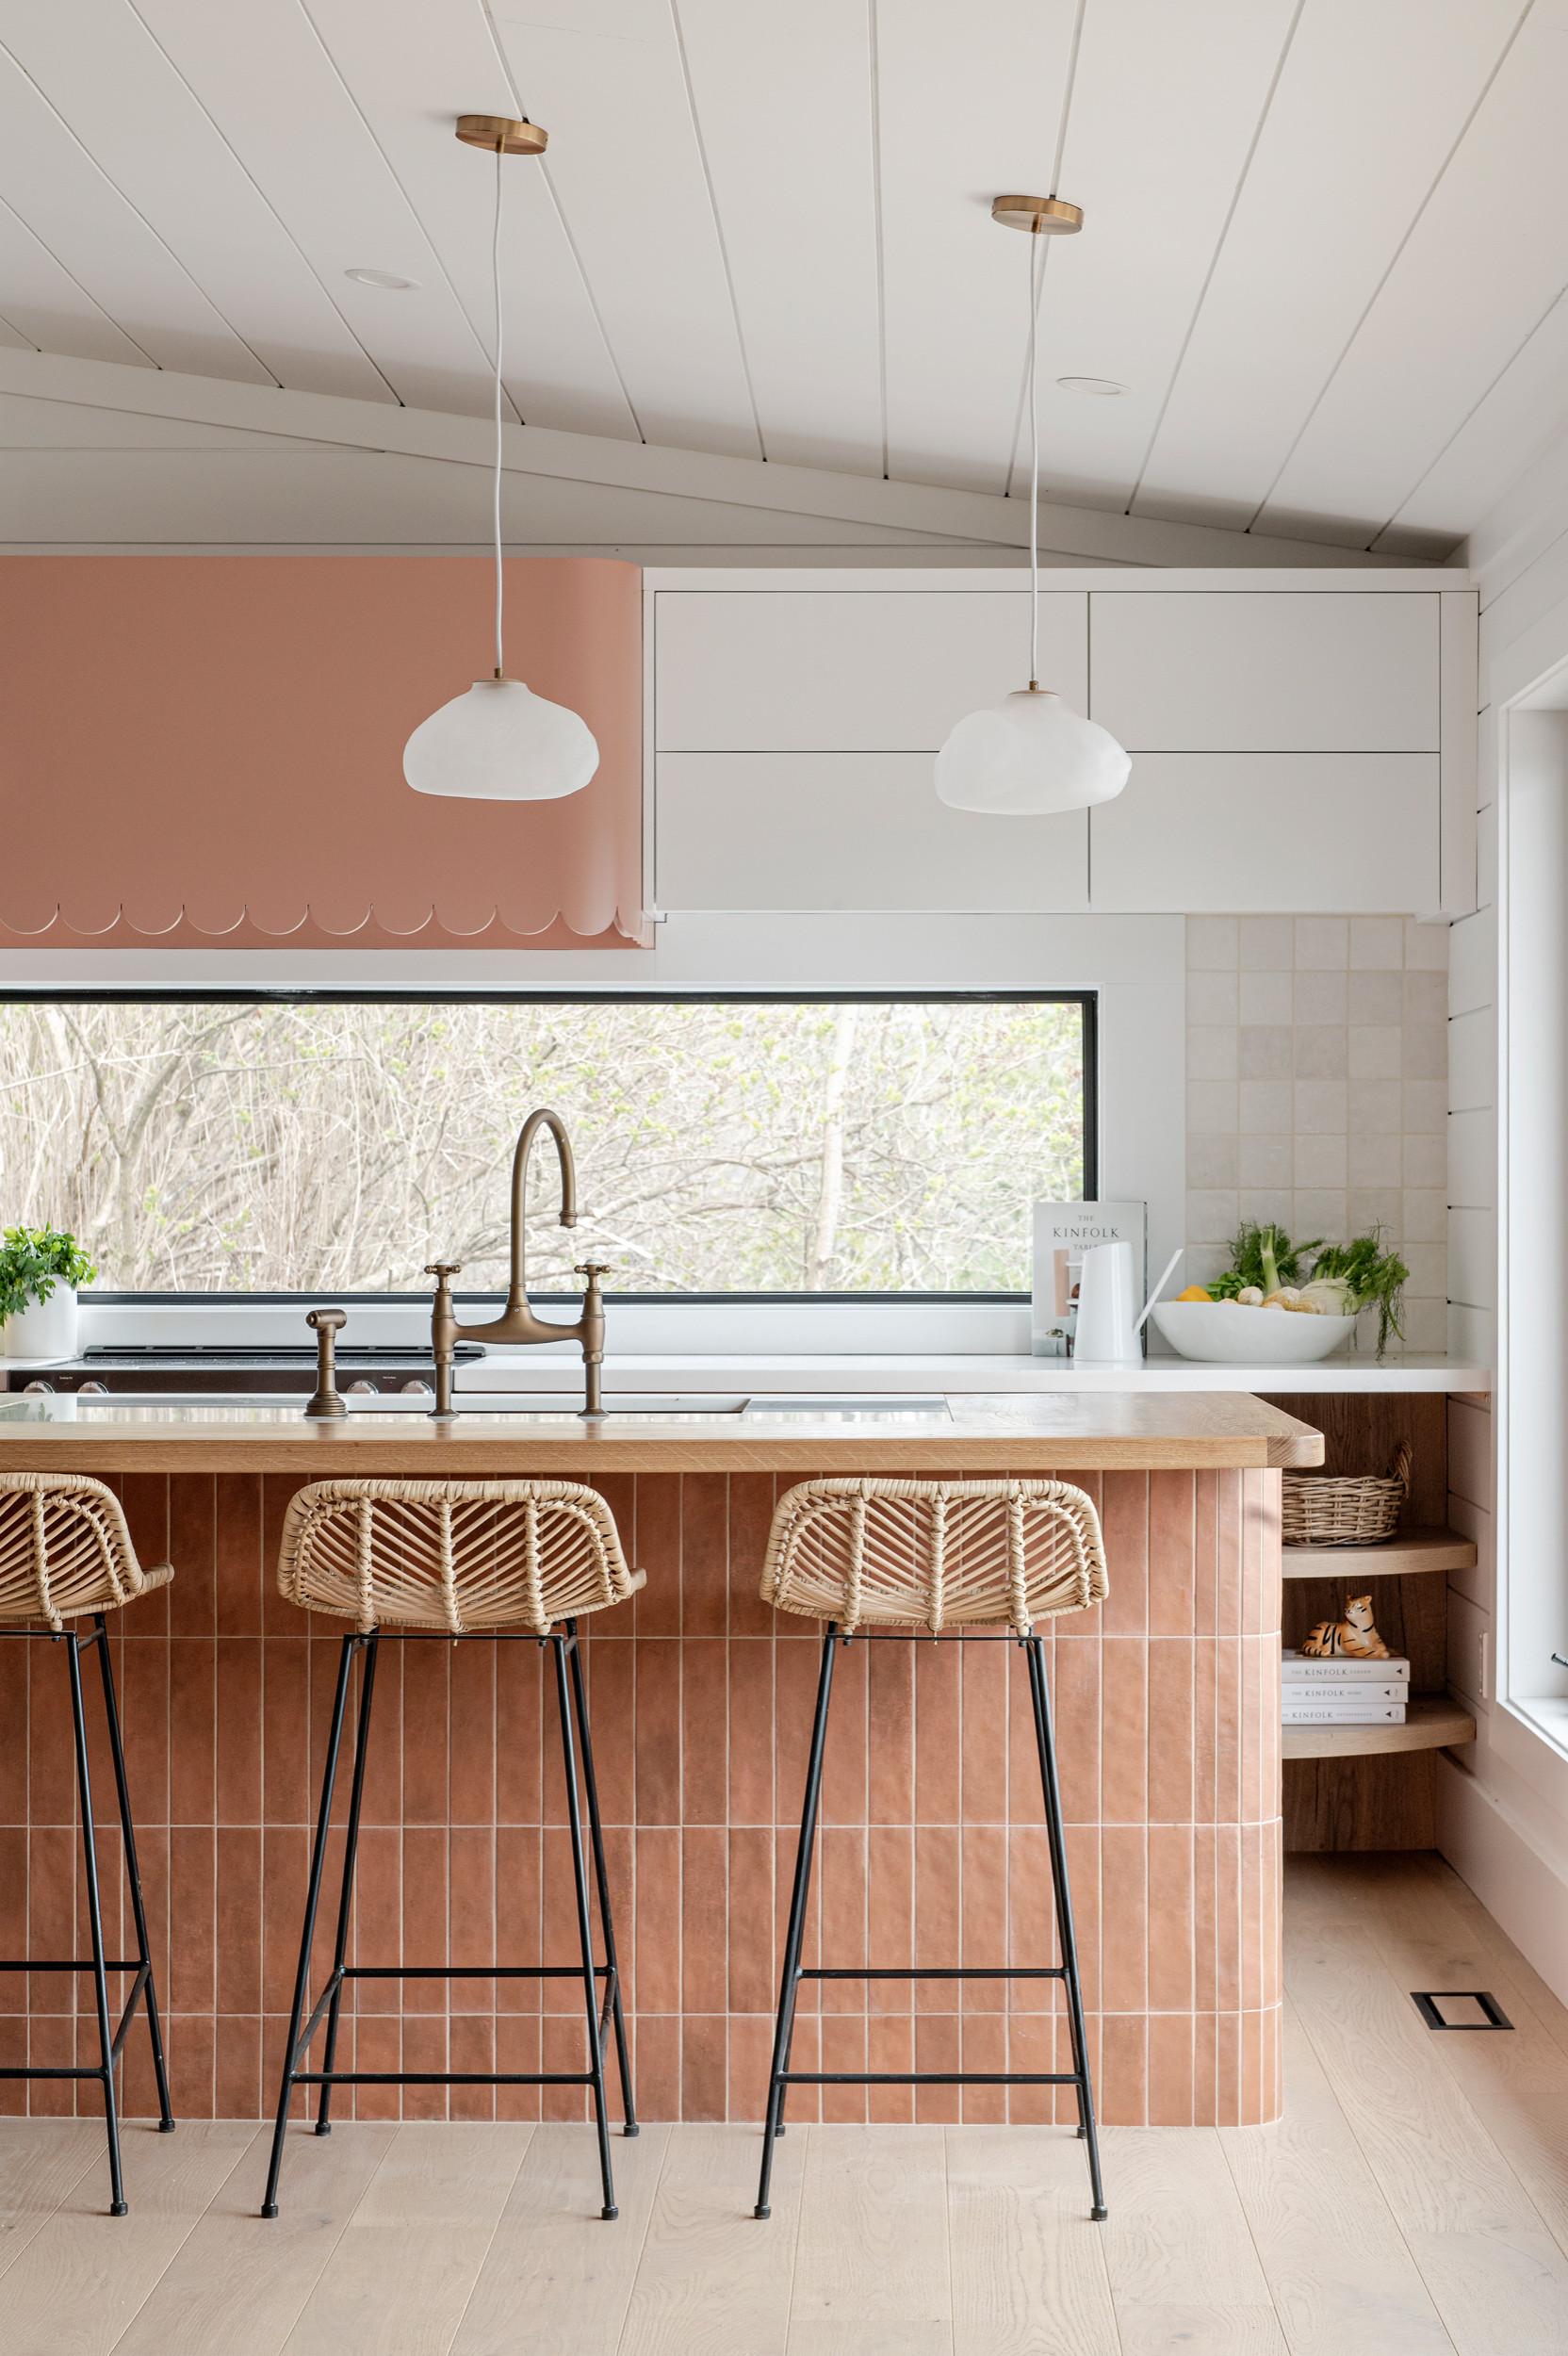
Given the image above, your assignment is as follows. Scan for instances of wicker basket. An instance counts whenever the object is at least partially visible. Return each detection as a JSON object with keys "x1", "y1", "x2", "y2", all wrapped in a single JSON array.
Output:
[{"x1": 1282, "y1": 1442, "x2": 1411, "y2": 1549}]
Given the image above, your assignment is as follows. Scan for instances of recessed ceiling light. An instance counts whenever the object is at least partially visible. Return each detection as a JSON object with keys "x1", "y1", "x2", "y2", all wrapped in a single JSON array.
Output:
[
  {"x1": 345, "y1": 267, "x2": 418, "y2": 290},
  {"x1": 1056, "y1": 374, "x2": 1128, "y2": 397}
]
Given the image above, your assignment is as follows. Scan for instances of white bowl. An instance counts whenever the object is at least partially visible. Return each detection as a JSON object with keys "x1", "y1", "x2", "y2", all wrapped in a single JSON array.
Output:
[{"x1": 1151, "y1": 1301, "x2": 1358, "y2": 1365}]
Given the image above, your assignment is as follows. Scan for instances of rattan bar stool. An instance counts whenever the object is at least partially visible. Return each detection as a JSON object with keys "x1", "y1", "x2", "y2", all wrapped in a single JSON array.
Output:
[
  {"x1": 262, "y1": 1479, "x2": 644, "y2": 2221},
  {"x1": 753, "y1": 1476, "x2": 1110, "y2": 2223},
  {"x1": 0, "y1": 1475, "x2": 175, "y2": 2214}
]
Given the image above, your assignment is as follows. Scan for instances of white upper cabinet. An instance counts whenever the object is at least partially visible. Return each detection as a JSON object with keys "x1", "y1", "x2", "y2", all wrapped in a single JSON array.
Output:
[
  {"x1": 1088, "y1": 592, "x2": 1440, "y2": 750},
  {"x1": 657, "y1": 753, "x2": 1087, "y2": 911},
  {"x1": 1088, "y1": 753, "x2": 1440, "y2": 913},
  {"x1": 655, "y1": 589, "x2": 1086, "y2": 750}
]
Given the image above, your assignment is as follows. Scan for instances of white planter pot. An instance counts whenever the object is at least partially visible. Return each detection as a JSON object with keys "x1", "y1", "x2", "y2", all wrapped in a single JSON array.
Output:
[{"x1": 5, "y1": 1285, "x2": 79, "y2": 1360}]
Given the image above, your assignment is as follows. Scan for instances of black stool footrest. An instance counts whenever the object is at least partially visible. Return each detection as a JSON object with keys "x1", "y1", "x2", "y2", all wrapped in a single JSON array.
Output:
[
  {"x1": 293, "y1": 2070, "x2": 595, "y2": 2088},
  {"x1": 799, "y1": 1965, "x2": 1067, "y2": 1981},
  {"x1": 779, "y1": 2070, "x2": 1084, "y2": 2088}
]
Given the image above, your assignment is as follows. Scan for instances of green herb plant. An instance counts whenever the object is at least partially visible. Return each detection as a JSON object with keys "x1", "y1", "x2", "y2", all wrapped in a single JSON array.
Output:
[
  {"x1": 1311, "y1": 1229, "x2": 1410, "y2": 1360},
  {"x1": 0, "y1": 1225, "x2": 96, "y2": 1324},
  {"x1": 1208, "y1": 1220, "x2": 1322, "y2": 1301}
]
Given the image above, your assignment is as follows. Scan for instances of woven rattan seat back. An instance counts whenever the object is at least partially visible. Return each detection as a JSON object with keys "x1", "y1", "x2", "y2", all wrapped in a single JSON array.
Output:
[
  {"x1": 277, "y1": 1478, "x2": 645, "y2": 1634},
  {"x1": 760, "y1": 1476, "x2": 1108, "y2": 1636},
  {"x1": 0, "y1": 1473, "x2": 172, "y2": 1629}
]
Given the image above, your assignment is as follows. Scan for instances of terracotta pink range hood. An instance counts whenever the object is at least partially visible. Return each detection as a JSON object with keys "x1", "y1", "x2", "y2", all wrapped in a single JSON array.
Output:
[{"x1": 0, "y1": 556, "x2": 647, "y2": 949}]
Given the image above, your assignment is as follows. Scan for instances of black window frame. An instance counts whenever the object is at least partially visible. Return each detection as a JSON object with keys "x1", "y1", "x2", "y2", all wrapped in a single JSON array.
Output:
[{"x1": 2, "y1": 987, "x2": 1098, "y2": 1304}]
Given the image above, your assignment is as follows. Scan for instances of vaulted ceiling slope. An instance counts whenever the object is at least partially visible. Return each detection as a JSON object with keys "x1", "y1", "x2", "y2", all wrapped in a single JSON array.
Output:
[{"x1": 1, "y1": 0, "x2": 1564, "y2": 558}]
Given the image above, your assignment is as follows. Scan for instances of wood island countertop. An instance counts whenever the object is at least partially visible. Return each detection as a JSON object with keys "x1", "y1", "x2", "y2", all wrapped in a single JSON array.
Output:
[{"x1": 0, "y1": 1390, "x2": 1323, "y2": 1474}]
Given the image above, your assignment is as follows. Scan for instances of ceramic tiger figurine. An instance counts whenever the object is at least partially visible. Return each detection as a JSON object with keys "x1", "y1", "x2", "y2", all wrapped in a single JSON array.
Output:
[{"x1": 1300, "y1": 1594, "x2": 1390, "y2": 1661}]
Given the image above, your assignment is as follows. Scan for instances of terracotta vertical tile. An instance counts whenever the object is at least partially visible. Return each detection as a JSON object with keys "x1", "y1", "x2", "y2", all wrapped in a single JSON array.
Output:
[
  {"x1": 774, "y1": 1830, "x2": 819, "y2": 2013},
  {"x1": 913, "y1": 2013, "x2": 960, "y2": 2124},
  {"x1": 261, "y1": 1826, "x2": 308, "y2": 2017},
  {"x1": 818, "y1": 1827, "x2": 867, "y2": 2012},
  {"x1": 121, "y1": 1474, "x2": 172, "y2": 1611},
  {"x1": 120, "y1": 1635, "x2": 171, "y2": 1836},
  {"x1": 1100, "y1": 1640, "x2": 1147, "y2": 1826},
  {"x1": 1217, "y1": 1474, "x2": 1243, "y2": 1637},
  {"x1": 355, "y1": 1643, "x2": 402, "y2": 1828},
  {"x1": 960, "y1": 1640, "x2": 1007, "y2": 1826},
  {"x1": 1148, "y1": 1640, "x2": 1194, "y2": 1824},
  {"x1": 778, "y1": 2011, "x2": 819, "y2": 2124},
  {"x1": 495, "y1": 2012, "x2": 541, "y2": 2122},
  {"x1": 1241, "y1": 2007, "x2": 1264, "y2": 2126},
  {"x1": 680, "y1": 1474, "x2": 729, "y2": 1638},
  {"x1": 1192, "y1": 1472, "x2": 1218, "y2": 1639},
  {"x1": 261, "y1": 1480, "x2": 307, "y2": 1636},
  {"x1": 168, "y1": 1479, "x2": 218, "y2": 1637},
  {"x1": 960, "y1": 1824, "x2": 1007, "y2": 1988},
  {"x1": 681, "y1": 1640, "x2": 728, "y2": 1826},
  {"x1": 494, "y1": 1827, "x2": 539, "y2": 2016},
  {"x1": 1193, "y1": 2011, "x2": 1217, "y2": 2126},
  {"x1": 773, "y1": 1637, "x2": 825, "y2": 1828},
  {"x1": 1192, "y1": 1824, "x2": 1218, "y2": 2014},
  {"x1": 581, "y1": 1637, "x2": 635, "y2": 1824},
  {"x1": 1149, "y1": 1472, "x2": 1197, "y2": 1635},
  {"x1": 400, "y1": 1643, "x2": 449, "y2": 1828},
  {"x1": 169, "y1": 2011, "x2": 216, "y2": 2121},
  {"x1": 1240, "y1": 1823, "x2": 1265, "y2": 2013},
  {"x1": 1214, "y1": 1826, "x2": 1241, "y2": 2013},
  {"x1": 0, "y1": 1828, "x2": 26, "y2": 2013},
  {"x1": 0, "y1": 1644, "x2": 26, "y2": 1827},
  {"x1": 1214, "y1": 1639, "x2": 1242, "y2": 1827},
  {"x1": 1051, "y1": 1630, "x2": 1100, "y2": 1827},
  {"x1": 960, "y1": 2011, "x2": 1006, "y2": 2123},
  {"x1": 0, "y1": 2017, "x2": 25, "y2": 2119},
  {"x1": 215, "y1": 1475, "x2": 264, "y2": 1636},
  {"x1": 27, "y1": 2014, "x2": 75, "y2": 2118},
  {"x1": 1261, "y1": 1822, "x2": 1282, "y2": 2011},
  {"x1": 681, "y1": 1826, "x2": 727, "y2": 2016},
  {"x1": 449, "y1": 1826, "x2": 496, "y2": 2013},
  {"x1": 1149, "y1": 2011, "x2": 1195, "y2": 2126},
  {"x1": 867, "y1": 1639, "x2": 913, "y2": 1825},
  {"x1": 1099, "y1": 2011, "x2": 1147, "y2": 2128},
  {"x1": 262, "y1": 1640, "x2": 309, "y2": 1830},
  {"x1": 216, "y1": 1639, "x2": 262, "y2": 1825},
  {"x1": 496, "y1": 1642, "x2": 540, "y2": 1827},
  {"x1": 401, "y1": 1826, "x2": 448, "y2": 2007},
  {"x1": 728, "y1": 2011, "x2": 773, "y2": 2123},
  {"x1": 632, "y1": 2011, "x2": 681, "y2": 2123},
  {"x1": 28, "y1": 1827, "x2": 76, "y2": 2015},
  {"x1": 1006, "y1": 2008, "x2": 1053, "y2": 2126},
  {"x1": 27, "y1": 1644, "x2": 75, "y2": 1827},
  {"x1": 866, "y1": 1826, "x2": 912, "y2": 2013},
  {"x1": 1241, "y1": 1640, "x2": 1266, "y2": 1832},
  {"x1": 216, "y1": 1827, "x2": 263, "y2": 2017},
  {"x1": 727, "y1": 1473, "x2": 778, "y2": 1640},
  {"x1": 1006, "y1": 1827, "x2": 1052, "y2": 2007},
  {"x1": 682, "y1": 2013, "x2": 727, "y2": 2121},
  {"x1": 633, "y1": 1644, "x2": 680, "y2": 1827},
  {"x1": 449, "y1": 2013, "x2": 497, "y2": 2121},
  {"x1": 1147, "y1": 1824, "x2": 1195, "y2": 2016},
  {"x1": 350, "y1": 2012, "x2": 402, "y2": 2121},
  {"x1": 401, "y1": 2013, "x2": 448, "y2": 2120},
  {"x1": 169, "y1": 1640, "x2": 216, "y2": 1829},
  {"x1": 819, "y1": 2012, "x2": 867, "y2": 2123},
  {"x1": 913, "y1": 1826, "x2": 959, "y2": 2017},
  {"x1": 867, "y1": 2012, "x2": 913, "y2": 2121},
  {"x1": 448, "y1": 1642, "x2": 496, "y2": 1827},
  {"x1": 913, "y1": 1641, "x2": 961, "y2": 1826},
  {"x1": 634, "y1": 1826, "x2": 680, "y2": 2017},
  {"x1": 352, "y1": 1824, "x2": 402, "y2": 1993},
  {"x1": 821, "y1": 1637, "x2": 867, "y2": 1827},
  {"x1": 1193, "y1": 1639, "x2": 1217, "y2": 1824},
  {"x1": 727, "y1": 1827, "x2": 776, "y2": 2015},
  {"x1": 1100, "y1": 1826, "x2": 1147, "y2": 2016},
  {"x1": 1101, "y1": 1473, "x2": 1149, "y2": 1635},
  {"x1": 727, "y1": 1642, "x2": 774, "y2": 1826},
  {"x1": 216, "y1": 2015, "x2": 262, "y2": 2120},
  {"x1": 634, "y1": 1477, "x2": 681, "y2": 1637}
]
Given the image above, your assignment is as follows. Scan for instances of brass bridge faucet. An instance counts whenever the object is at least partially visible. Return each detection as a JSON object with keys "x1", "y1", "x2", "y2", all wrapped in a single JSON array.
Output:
[{"x1": 426, "y1": 1107, "x2": 608, "y2": 1418}]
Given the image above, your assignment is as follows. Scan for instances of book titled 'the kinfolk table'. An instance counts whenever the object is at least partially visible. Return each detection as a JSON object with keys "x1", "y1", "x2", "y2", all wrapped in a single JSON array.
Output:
[
  {"x1": 1282, "y1": 1649, "x2": 1411, "y2": 1726},
  {"x1": 1031, "y1": 1201, "x2": 1147, "y2": 1359}
]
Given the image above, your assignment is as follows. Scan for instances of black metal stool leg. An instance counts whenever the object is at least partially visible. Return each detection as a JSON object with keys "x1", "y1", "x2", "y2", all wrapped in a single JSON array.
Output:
[
  {"x1": 567, "y1": 1627, "x2": 637, "y2": 2137},
  {"x1": 1027, "y1": 1634, "x2": 1106, "y2": 2220},
  {"x1": 552, "y1": 1634, "x2": 617, "y2": 2219},
  {"x1": 67, "y1": 1631, "x2": 125, "y2": 2216},
  {"x1": 756, "y1": 1623, "x2": 837, "y2": 2221},
  {"x1": 316, "y1": 1633, "x2": 379, "y2": 2135},
  {"x1": 262, "y1": 1633, "x2": 357, "y2": 2218},
  {"x1": 93, "y1": 1613, "x2": 173, "y2": 2135}
]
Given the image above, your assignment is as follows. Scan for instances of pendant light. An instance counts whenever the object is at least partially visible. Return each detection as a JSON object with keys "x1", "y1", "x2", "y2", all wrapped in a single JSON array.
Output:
[
  {"x1": 404, "y1": 115, "x2": 599, "y2": 802},
  {"x1": 936, "y1": 195, "x2": 1130, "y2": 816}
]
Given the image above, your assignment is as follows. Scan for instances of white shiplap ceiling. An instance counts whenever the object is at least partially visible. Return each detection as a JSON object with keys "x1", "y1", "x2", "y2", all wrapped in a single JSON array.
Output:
[{"x1": 0, "y1": 0, "x2": 1563, "y2": 556}]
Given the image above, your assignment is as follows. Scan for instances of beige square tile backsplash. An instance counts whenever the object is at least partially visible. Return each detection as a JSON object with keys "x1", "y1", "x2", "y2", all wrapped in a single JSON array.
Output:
[{"x1": 1185, "y1": 915, "x2": 1448, "y2": 1354}]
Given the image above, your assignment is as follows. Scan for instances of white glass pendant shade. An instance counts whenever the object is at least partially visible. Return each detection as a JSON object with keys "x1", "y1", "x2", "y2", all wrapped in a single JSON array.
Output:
[
  {"x1": 936, "y1": 687, "x2": 1130, "y2": 815},
  {"x1": 403, "y1": 677, "x2": 598, "y2": 801}
]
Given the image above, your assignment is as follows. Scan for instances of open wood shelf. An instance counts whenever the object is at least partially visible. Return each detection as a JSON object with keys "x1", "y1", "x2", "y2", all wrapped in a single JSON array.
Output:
[
  {"x1": 1282, "y1": 1693, "x2": 1477, "y2": 1761},
  {"x1": 1282, "y1": 1527, "x2": 1478, "y2": 1579}
]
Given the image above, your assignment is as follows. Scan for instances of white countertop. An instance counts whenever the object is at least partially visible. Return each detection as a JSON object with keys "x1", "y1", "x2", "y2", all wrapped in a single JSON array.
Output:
[{"x1": 449, "y1": 1351, "x2": 1486, "y2": 1397}]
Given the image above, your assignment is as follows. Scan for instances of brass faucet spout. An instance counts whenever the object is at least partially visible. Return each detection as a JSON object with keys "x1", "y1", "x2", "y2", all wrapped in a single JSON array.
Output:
[{"x1": 505, "y1": 1107, "x2": 577, "y2": 1311}]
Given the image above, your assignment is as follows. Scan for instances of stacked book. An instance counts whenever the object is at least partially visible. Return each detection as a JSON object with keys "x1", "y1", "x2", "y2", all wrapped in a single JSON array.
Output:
[{"x1": 1282, "y1": 1649, "x2": 1410, "y2": 1726}]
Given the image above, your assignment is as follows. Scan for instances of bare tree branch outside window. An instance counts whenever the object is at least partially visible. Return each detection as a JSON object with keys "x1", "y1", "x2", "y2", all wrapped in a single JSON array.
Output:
[{"x1": 0, "y1": 999, "x2": 1086, "y2": 1294}]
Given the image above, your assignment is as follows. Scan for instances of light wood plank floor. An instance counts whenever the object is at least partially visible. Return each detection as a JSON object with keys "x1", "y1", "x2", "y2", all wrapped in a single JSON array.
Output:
[{"x1": 3, "y1": 1855, "x2": 1565, "y2": 2355}]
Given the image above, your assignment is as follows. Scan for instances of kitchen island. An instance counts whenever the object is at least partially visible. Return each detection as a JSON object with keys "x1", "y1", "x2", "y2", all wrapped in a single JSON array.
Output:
[{"x1": 0, "y1": 1391, "x2": 1316, "y2": 2130}]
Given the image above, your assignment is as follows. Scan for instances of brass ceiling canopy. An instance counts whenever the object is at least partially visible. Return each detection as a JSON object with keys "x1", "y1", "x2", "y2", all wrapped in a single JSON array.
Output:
[
  {"x1": 456, "y1": 113, "x2": 548, "y2": 156},
  {"x1": 991, "y1": 194, "x2": 1083, "y2": 236}
]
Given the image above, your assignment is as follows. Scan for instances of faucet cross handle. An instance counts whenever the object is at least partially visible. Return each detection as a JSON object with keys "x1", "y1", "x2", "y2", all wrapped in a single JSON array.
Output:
[
  {"x1": 425, "y1": 1261, "x2": 463, "y2": 1281},
  {"x1": 574, "y1": 1261, "x2": 612, "y2": 1280}
]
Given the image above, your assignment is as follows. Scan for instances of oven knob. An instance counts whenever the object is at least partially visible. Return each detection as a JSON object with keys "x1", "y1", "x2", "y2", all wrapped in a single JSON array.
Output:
[
  {"x1": 21, "y1": 1380, "x2": 56, "y2": 1395},
  {"x1": 78, "y1": 1381, "x2": 110, "y2": 1395},
  {"x1": 346, "y1": 1380, "x2": 376, "y2": 1396},
  {"x1": 399, "y1": 1379, "x2": 433, "y2": 1397}
]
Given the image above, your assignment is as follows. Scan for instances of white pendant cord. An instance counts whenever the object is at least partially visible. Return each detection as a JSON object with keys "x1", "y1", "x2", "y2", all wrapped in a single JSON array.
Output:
[
  {"x1": 491, "y1": 138, "x2": 505, "y2": 680},
  {"x1": 1027, "y1": 227, "x2": 1045, "y2": 690}
]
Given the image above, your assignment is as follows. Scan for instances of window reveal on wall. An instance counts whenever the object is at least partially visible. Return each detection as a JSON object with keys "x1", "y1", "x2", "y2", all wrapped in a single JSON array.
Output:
[{"x1": 0, "y1": 992, "x2": 1093, "y2": 1301}]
